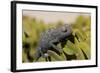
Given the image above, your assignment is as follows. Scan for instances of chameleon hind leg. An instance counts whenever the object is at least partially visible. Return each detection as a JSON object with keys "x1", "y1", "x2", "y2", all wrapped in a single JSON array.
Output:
[
  {"x1": 33, "y1": 53, "x2": 41, "y2": 62},
  {"x1": 33, "y1": 48, "x2": 42, "y2": 61},
  {"x1": 34, "y1": 47, "x2": 49, "y2": 61}
]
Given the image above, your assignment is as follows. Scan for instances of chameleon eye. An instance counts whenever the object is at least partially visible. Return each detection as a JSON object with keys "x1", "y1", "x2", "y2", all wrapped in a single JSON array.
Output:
[{"x1": 62, "y1": 27, "x2": 67, "y2": 32}]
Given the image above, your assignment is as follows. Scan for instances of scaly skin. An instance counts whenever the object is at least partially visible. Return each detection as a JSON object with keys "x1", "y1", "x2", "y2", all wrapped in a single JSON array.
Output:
[{"x1": 33, "y1": 24, "x2": 72, "y2": 61}]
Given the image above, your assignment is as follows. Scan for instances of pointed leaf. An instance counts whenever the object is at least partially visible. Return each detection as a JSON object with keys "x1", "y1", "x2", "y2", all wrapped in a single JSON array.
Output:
[{"x1": 47, "y1": 50, "x2": 63, "y2": 61}]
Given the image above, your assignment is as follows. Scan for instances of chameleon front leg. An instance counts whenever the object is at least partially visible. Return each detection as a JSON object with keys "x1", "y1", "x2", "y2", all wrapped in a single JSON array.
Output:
[{"x1": 50, "y1": 41, "x2": 63, "y2": 54}]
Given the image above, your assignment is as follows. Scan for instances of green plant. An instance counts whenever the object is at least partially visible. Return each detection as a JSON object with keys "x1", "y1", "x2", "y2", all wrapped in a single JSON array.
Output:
[{"x1": 22, "y1": 15, "x2": 91, "y2": 63}]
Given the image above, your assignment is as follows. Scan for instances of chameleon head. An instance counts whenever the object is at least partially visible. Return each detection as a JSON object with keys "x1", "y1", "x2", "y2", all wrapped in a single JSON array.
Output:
[{"x1": 61, "y1": 24, "x2": 72, "y2": 36}]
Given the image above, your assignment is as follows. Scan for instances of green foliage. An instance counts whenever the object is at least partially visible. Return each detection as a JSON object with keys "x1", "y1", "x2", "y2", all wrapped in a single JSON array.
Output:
[{"x1": 22, "y1": 15, "x2": 91, "y2": 63}]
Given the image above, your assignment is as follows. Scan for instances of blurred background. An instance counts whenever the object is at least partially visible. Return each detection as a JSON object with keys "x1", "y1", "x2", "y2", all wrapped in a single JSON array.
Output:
[{"x1": 23, "y1": 10, "x2": 90, "y2": 24}]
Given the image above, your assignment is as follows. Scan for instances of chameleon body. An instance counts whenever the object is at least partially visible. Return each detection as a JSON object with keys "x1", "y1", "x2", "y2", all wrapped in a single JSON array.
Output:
[{"x1": 34, "y1": 24, "x2": 73, "y2": 61}]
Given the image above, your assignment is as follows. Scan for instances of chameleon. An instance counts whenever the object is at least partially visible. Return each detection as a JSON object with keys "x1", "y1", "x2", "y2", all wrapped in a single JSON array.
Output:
[{"x1": 33, "y1": 24, "x2": 73, "y2": 61}]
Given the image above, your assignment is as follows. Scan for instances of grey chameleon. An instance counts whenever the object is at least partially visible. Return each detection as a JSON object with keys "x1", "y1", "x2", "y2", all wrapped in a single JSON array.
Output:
[{"x1": 33, "y1": 24, "x2": 74, "y2": 61}]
